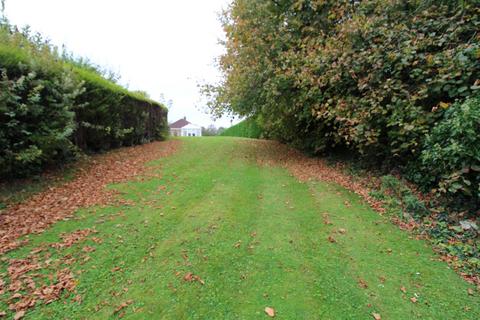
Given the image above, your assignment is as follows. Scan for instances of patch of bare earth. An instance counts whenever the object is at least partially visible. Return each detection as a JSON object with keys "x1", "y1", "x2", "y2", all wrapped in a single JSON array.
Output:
[{"x1": 0, "y1": 140, "x2": 179, "y2": 255}]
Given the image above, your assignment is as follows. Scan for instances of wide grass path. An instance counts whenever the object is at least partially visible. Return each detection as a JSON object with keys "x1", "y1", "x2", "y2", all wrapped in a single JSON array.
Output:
[{"x1": 2, "y1": 137, "x2": 478, "y2": 319}]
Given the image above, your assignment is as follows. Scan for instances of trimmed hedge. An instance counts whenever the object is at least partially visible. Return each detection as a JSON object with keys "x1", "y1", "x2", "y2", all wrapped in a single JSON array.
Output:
[
  {"x1": 0, "y1": 24, "x2": 168, "y2": 179},
  {"x1": 220, "y1": 118, "x2": 263, "y2": 138}
]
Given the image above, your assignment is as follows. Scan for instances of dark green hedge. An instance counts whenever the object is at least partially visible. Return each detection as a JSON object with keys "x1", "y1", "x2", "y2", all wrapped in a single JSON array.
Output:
[
  {"x1": 220, "y1": 117, "x2": 263, "y2": 138},
  {"x1": 0, "y1": 26, "x2": 168, "y2": 179}
]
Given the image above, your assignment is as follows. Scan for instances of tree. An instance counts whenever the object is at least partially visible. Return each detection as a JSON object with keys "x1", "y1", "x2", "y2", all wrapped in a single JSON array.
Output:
[{"x1": 201, "y1": 124, "x2": 220, "y2": 136}]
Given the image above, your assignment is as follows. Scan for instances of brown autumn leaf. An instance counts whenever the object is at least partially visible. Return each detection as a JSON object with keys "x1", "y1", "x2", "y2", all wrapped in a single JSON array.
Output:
[
  {"x1": 338, "y1": 228, "x2": 347, "y2": 234},
  {"x1": 467, "y1": 288, "x2": 474, "y2": 295},
  {"x1": 14, "y1": 311, "x2": 25, "y2": 320},
  {"x1": 322, "y1": 212, "x2": 332, "y2": 225},
  {"x1": 327, "y1": 236, "x2": 336, "y2": 243},
  {"x1": 372, "y1": 312, "x2": 381, "y2": 320},
  {"x1": 114, "y1": 300, "x2": 133, "y2": 314},
  {"x1": 183, "y1": 273, "x2": 194, "y2": 282},
  {"x1": 358, "y1": 279, "x2": 369, "y2": 289},
  {"x1": 410, "y1": 297, "x2": 417, "y2": 303},
  {"x1": 400, "y1": 286, "x2": 407, "y2": 293},
  {"x1": 193, "y1": 275, "x2": 205, "y2": 285},
  {"x1": 264, "y1": 307, "x2": 275, "y2": 317}
]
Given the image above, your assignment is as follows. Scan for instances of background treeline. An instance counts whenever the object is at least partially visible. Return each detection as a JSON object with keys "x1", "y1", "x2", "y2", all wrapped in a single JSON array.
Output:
[
  {"x1": 205, "y1": 0, "x2": 480, "y2": 213},
  {"x1": 0, "y1": 22, "x2": 168, "y2": 179}
]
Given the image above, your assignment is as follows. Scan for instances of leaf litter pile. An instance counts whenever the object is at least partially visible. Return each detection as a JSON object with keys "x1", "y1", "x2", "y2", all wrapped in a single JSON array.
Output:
[{"x1": 0, "y1": 140, "x2": 179, "y2": 317}]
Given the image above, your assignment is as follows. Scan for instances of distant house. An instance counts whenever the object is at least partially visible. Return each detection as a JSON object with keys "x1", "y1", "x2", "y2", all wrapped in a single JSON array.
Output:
[{"x1": 169, "y1": 117, "x2": 202, "y2": 137}]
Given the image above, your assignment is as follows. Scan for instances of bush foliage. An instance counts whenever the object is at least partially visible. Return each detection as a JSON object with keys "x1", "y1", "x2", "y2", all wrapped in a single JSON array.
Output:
[
  {"x1": 0, "y1": 23, "x2": 168, "y2": 178},
  {"x1": 205, "y1": 0, "x2": 480, "y2": 210}
]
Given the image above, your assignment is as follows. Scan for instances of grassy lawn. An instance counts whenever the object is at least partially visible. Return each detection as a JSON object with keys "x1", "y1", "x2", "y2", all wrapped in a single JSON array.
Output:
[{"x1": 1, "y1": 137, "x2": 478, "y2": 319}]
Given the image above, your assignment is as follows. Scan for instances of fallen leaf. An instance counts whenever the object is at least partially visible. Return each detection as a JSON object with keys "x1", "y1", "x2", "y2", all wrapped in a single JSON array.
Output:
[
  {"x1": 358, "y1": 279, "x2": 368, "y2": 289},
  {"x1": 14, "y1": 311, "x2": 25, "y2": 320},
  {"x1": 467, "y1": 288, "x2": 474, "y2": 295},
  {"x1": 338, "y1": 228, "x2": 346, "y2": 234},
  {"x1": 265, "y1": 307, "x2": 275, "y2": 317},
  {"x1": 183, "y1": 273, "x2": 194, "y2": 282},
  {"x1": 114, "y1": 300, "x2": 133, "y2": 314},
  {"x1": 327, "y1": 236, "x2": 336, "y2": 243},
  {"x1": 410, "y1": 297, "x2": 417, "y2": 303},
  {"x1": 400, "y1": 286, "x2": 407, "y2": 293},
  {"x1": 372, "y1": 312, "x2": 381, "y2": 320}
]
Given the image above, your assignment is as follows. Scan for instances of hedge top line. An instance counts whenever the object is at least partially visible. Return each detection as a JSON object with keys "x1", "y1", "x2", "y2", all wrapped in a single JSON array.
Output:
[{"x1": 0, "y1": 42, "x2": 166, "y2": 111}]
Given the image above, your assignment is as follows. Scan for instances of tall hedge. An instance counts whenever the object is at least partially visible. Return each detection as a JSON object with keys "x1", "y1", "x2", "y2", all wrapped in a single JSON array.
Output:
[
  {"x1": 220, "y1": 117, "x2": 263, "y2": 139},
  {"x1": 0, "y1": 24, "x2": 168, "y2": 179},
  {"x1": 206, "y1": 0, "x2": 480, "y2": 210}
]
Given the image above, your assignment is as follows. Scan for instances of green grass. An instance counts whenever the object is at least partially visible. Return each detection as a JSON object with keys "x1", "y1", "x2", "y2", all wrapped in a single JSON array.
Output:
[
  {"x1": 221, "y1": 118, "x2": 263, "y2": 138},
  {"x1": 1, "y1": 137, "x2": 478, "y2": 319}
]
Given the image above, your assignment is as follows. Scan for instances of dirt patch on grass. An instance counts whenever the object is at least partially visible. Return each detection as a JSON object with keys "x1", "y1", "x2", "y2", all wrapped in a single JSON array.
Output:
[{"x1": 0, "y1": 140, "x2": 179, "y2": 255}]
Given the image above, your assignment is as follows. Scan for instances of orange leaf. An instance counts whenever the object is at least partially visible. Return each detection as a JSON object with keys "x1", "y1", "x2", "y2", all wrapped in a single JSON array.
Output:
[{"x1": 372, "y1": 312, "x2": 381, "y2": 320}]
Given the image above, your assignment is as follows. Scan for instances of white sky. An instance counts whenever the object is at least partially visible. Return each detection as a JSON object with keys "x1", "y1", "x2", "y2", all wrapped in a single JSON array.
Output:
[{"x1": 5, "y1": 0, "x2": 238, "y2": 128}]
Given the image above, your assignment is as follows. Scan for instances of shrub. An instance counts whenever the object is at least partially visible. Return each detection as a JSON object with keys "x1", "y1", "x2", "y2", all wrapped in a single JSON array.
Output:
[
  {"x1": 418, "y1": 96, "x2": 480, "y2": 209},
  {"x1": 0, "y1": 46, "x2": 83, "y2": 177}
]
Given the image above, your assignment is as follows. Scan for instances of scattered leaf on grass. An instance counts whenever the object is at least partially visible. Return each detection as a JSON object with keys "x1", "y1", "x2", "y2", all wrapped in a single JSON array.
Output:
[
  {"x1": 372, "y1": 312, "x2": 381, "y2": 320},
  {"x1": 400, "y1": 286, "x2": 407, "y2": 293},
  {"x1": 410, "y1": 297, "x2": 417, "y2": 303},
  {"x1": 183, "y1": 273, "x2": 204, "y2": 285},
  {"x1": 265, "y1": 307, "x2": 275, "y2": 317},
  {"x1": 358, "y1": 279, "x2": 369, "y2": 289},
  {"x1": 14, "y1": 311, "x2": 25, "y2": 320},
  {"x1": 114, "y1": 300, "x2": 133, "y2": 314},
  {"x1": 467, "y1": 288, "x2": 474, "y2": 295},
  {"x1": 327, "y1": 236, "x2": 336, "y2": 243},
  {"x1": 184, "y1": 273, "x2": 193, "y2": 282}
]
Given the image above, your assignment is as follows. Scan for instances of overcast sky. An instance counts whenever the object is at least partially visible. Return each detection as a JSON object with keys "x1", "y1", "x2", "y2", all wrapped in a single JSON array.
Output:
[{"x1": 5, "y1": 0, "x2": 238, "y2": 128}]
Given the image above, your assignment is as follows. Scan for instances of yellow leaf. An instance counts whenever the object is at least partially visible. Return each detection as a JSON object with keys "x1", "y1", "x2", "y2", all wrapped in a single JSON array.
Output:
[{"x1": 439, "y1": 102, "x2": 449, "y2": 109}]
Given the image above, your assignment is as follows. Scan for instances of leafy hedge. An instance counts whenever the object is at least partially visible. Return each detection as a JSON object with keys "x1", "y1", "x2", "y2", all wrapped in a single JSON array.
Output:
[
  {"x1": 0, "y1": 24, "x2": 168, "y2": 179},
  {"x1": 220, "y1": 118, "x2": 263, "y2": 138},
  {"x1": 417, "y1": 96, "x2": 480, "y2": 208},
  {"x1": 206, "y1": 0, "x2": 480, "y2": 211}
]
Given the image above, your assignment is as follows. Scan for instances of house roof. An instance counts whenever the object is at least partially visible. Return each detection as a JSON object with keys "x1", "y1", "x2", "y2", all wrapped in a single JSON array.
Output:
[{"x1": 169, "y1": 117, "x2": 190, "y2": 128}]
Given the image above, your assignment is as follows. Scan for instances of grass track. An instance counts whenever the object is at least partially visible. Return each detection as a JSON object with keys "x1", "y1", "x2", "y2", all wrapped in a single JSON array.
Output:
[{"x1": 2, "y1": 137, "x2": 478, "y2": 319}]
